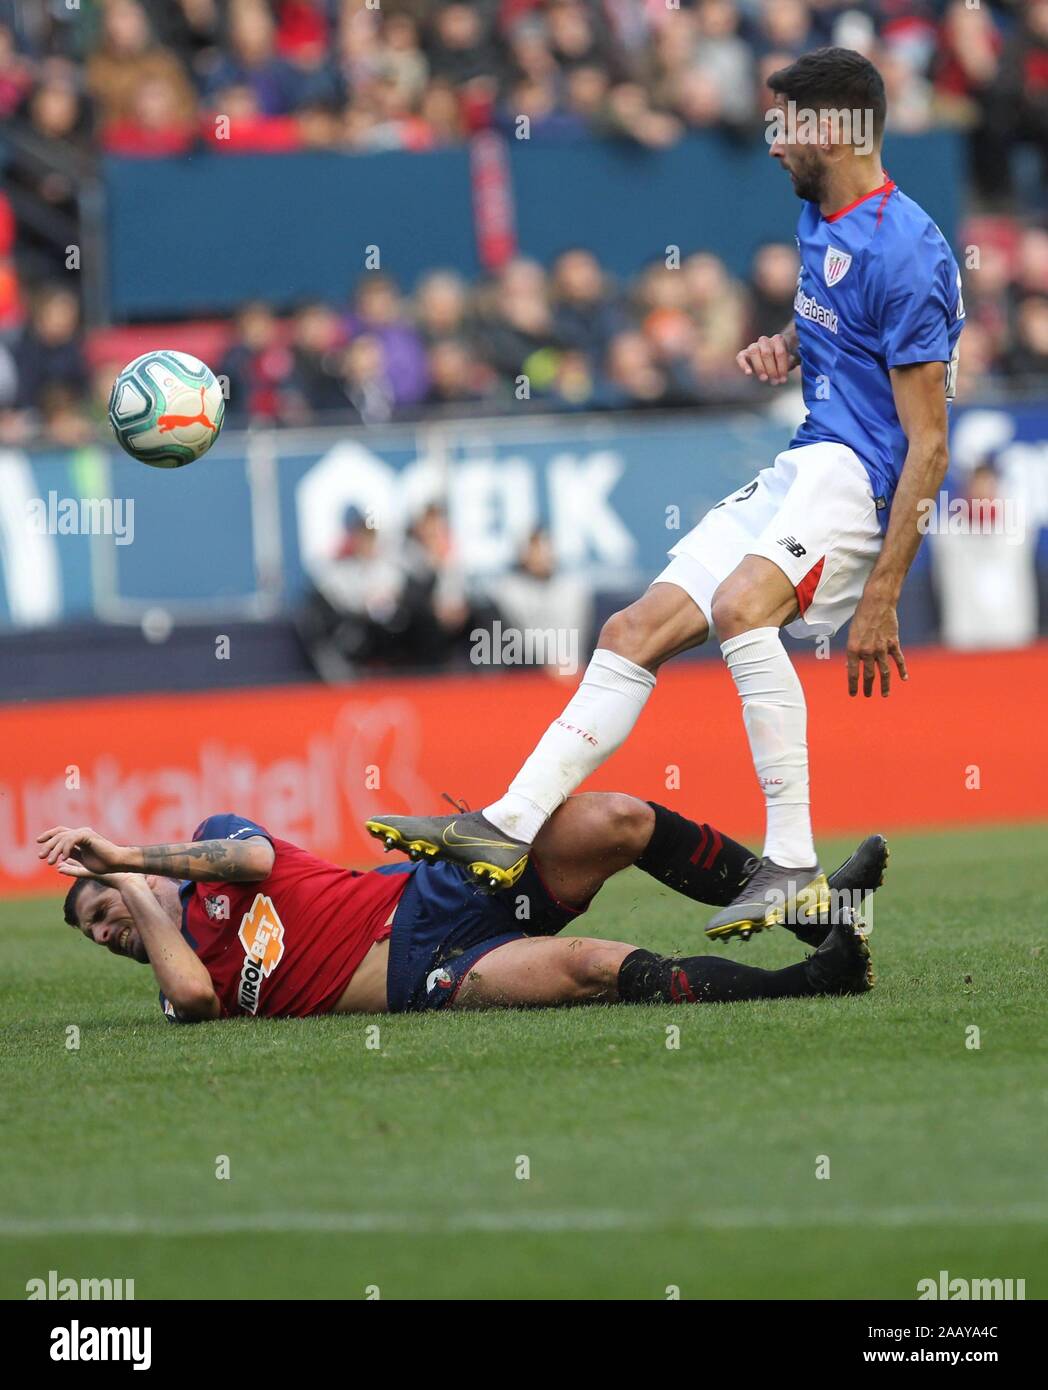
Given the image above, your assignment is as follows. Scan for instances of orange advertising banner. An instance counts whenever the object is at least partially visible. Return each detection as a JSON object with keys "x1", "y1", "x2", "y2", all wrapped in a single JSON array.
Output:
[{"x1": 2, "y1": 644, "x2": 1045, "y2": 897}]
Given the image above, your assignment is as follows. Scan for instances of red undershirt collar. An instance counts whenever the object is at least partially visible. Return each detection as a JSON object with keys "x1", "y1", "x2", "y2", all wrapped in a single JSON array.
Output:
[{"x1": 823, "y1": 174, "x2": 896, "y2": 223}]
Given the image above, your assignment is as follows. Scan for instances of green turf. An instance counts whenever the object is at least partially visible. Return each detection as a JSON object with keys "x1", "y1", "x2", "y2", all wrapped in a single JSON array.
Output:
[{"x1": 1, "y1": 824, "x2": 1045, "y2": 1300}]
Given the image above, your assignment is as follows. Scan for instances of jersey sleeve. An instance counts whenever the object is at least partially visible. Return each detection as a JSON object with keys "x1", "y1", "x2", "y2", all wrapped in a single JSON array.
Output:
[
  {"x1": 191, "y1": 812, "x2": 273, "y2": 845},
  {"x1": 875, "y1": 241, "x2": 955, "y2": 370}
]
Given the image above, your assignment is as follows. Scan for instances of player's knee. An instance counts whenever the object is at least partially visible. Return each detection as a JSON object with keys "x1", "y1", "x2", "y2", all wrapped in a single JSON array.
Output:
[
  {"x1": 597, "y1": 603, "x2": 650, "y2": 665},
  {"x1": 710, "y1": 577, "x2": 762, "y2": 637},
  {"x1": 599, "y1": 793, "x2": 654, "y2": 859}
]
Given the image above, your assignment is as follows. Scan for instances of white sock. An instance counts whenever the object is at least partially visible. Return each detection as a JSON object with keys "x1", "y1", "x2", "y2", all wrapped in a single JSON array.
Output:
[
  {"x1": 484, "y1": 648, "x2": 656, "y2": 842},
  {"x1": 720, "y1": 626, "x2": 815, "y2": 869}
]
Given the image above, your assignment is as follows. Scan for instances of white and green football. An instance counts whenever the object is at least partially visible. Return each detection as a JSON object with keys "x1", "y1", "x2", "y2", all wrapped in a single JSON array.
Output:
[{"x1": 107, "y1": 349, "x2": 225, "y2": 467}]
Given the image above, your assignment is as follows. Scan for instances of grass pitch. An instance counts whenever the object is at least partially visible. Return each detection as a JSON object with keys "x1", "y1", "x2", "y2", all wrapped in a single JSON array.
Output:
[{"x1": 1, "y1": 823, "x2": 1044, "y2": 1301}]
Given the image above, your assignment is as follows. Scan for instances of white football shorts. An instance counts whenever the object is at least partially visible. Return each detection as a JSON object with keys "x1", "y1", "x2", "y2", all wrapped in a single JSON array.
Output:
[{"x1": 653, "y1": 441, "x2": 883, "y2": 639}]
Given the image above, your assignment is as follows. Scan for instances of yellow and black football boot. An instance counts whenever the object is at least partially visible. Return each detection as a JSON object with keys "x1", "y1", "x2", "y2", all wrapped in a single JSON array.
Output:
[{"x1": 365, "y1": 810, "x2": 530, "y2": 891}]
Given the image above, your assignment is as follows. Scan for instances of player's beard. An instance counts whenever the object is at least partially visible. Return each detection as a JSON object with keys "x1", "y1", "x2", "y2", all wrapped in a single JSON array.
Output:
[{"x1": 787, "y1": 149, "x2": 829, "y2": 205}]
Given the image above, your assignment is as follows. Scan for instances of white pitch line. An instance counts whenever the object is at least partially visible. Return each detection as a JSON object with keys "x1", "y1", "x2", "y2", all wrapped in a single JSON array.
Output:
[{"x1": 1, "y1": 1203, "x2": 1047, "y2": 1239}]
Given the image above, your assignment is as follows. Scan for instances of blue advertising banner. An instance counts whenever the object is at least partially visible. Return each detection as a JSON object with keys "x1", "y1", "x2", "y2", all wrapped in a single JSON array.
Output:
[
  {"x1": 1, "y1": 401, "x2": 1045, "y2": 632},
  {"x1": 103, "y1": 130, "x2": 963, "y2": 318}
]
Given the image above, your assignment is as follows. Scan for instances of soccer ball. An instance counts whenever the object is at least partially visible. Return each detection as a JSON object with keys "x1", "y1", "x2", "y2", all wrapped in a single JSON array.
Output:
[{"x1": 108, "y1": 349, "x2": 225, "y2": 468}]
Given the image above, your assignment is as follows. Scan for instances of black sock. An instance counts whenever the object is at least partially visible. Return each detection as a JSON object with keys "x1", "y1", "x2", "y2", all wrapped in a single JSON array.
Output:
[
  {"x1": 617, "y1": 947, "x2": 814, "y2": 1004},
  {"x1": 635, "y1": 803, "x2": 758, "y2": 907}
]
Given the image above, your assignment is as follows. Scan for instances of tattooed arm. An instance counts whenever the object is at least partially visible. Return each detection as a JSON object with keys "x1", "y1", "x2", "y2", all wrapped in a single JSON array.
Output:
[{"x1": 37, "y1": 826, "x2": 275, "y2": 882}]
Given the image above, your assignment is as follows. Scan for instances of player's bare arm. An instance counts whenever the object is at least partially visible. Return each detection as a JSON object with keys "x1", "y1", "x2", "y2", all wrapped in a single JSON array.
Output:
[
  {"x1": 735, "y1": 320, "x2": 799, "y2": 384},
  {"x1": 37, "y1": 825, "x2": 275, "y2": 881},
  {"x1": 848, "y1": 360, "x2": 950, "y2": 698}
]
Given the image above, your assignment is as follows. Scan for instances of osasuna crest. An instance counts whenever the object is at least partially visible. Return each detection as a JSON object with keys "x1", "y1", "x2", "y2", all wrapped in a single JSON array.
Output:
[{"x1": 823, "y1": 246, "x2": 852, "y2": 287}]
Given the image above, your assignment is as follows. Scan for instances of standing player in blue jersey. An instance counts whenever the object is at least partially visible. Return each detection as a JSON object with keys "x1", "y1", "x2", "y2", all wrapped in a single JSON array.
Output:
[{"x1": 369, "y1": 48, "x2": 963, "y2": 940}]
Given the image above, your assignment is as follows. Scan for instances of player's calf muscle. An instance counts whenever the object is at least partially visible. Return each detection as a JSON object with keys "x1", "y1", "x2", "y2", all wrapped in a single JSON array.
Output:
[{"x1": 452, "y1": 937, "x2": 632, "y2": 1008}]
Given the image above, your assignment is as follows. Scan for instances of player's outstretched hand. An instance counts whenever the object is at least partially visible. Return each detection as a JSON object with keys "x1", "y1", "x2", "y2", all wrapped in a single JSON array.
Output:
[
  {"x1": 36, "y1": 825, "x2": 127, "y2": 874},
  {"x1": 736, "y1": 334, "x2": 795, "y2": 385},
  {"x1": 847, "y1": 593, "x2": 909, "y2": 698}
]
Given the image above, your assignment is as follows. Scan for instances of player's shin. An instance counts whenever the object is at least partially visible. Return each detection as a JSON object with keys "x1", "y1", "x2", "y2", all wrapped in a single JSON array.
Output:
[
  {"x1": 616, "y1": 947, "x2": 814, "y2": 1003},
  {"x1": 635, "y1": 803, "x2": 758, "y2": 906},
  {"x1": 484, "y1": 649, "x2": 656, "y2": 843},
  {"x1": 720, "y1": 627, "x2": 815, "y2": 869}
]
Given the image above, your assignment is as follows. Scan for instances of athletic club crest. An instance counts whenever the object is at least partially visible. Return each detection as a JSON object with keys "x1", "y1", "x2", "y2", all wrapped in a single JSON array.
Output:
[{"x1": 823, "y1": 246, "x2": 852, "y2": 287}]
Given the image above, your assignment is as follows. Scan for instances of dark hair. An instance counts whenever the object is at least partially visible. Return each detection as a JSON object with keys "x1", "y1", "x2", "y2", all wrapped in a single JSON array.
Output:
[
  {"x1": 768, "y1": 47, "x2": 886, "y2": 142},
  {"x1": 63, "y1": 877, "x2": 92, "y2": 927}
]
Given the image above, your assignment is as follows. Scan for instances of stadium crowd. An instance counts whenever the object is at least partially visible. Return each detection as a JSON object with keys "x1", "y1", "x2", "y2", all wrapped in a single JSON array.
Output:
[
  {"x1": 0, "y1": 0, "x2": 1046, "y2": 179},
  {"x1": 0, "y1": 0, "x2": 1046, "y2": 442},
  {"x1": 2, "y1": 228, "x2": 1048, "y2": 444}
]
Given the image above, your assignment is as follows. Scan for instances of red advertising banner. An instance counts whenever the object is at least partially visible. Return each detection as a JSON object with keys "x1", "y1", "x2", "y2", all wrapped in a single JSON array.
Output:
[
  {"x1": 2, "y1": 645, "x2": 1045, "y2": 897},
  {"x1": 470, "y1": 130, "x2": 517, "y2": 271}
]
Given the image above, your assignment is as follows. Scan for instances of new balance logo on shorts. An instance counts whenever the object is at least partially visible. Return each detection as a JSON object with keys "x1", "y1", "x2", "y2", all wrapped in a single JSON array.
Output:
[{"x1": 777, "y1": 535, "x2": 807, "y2": 557}]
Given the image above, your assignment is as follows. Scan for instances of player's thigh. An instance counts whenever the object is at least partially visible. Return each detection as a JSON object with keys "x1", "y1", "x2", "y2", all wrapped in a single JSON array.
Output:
[
  {"x1": 451, "y1": 935, "x2": 634, "y2": 1009},
  {"x1": 598, "y1": 579, "x2": 710, "y2": 671}
]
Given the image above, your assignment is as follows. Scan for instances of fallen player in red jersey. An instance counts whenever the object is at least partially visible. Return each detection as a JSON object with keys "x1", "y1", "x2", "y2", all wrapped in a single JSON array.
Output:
[{"x1": 42, "y1": 793, "x2": 886, "y2": 1022}]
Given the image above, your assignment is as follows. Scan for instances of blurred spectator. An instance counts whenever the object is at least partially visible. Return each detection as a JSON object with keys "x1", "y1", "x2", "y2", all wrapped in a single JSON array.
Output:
[
  {"x1": 202, "y1": 83, "x2": 303, "y2": 152},
  {"x1": 934, "y1": 457, "x2": 1038, "y2": 650},
  {"x1": 288, "y1": 301, "x2": 346, "y2": 414},
  {"x1": 300, "y1": 505, "x2": 414, "y2": 674},
  {"x1": 602, "y1": 330, "x2": 669, "y2": 408},
  {"x1": 427, "y1": 3, "x2": 497, "y2": 88},
  {"x1": 346, "y1": 274, "x2": 428, "y2": 407},
  {"x1": 401, "y1": 501, "x2": 488, "y2": 665},
  {"x1": 424, "y1": 338, "x2": 498, "y2": 406},
  {"x1": 952, "y1": 317, "x2": 995, "y2": 402},
  {"x1": 220, "y1": 301, "x2": 298, "y2": 423},
  {"x1": 550, "y1": 248, "x2": 628, "y2": 358},
  {"x1": 933, "y1": 0, "x2": 1002, "y2": 126},
  {"x1": 102, "y1": 71, "x2": 197, "y2": 156},
  {"x1": 601, "y1": 81, "x2": 681, "y2": 147},
  {"x1": 22, "y1": 69, "x2": 90, "y2": 217},
  {"x1": 1003, "y1": 295, "x2": 1048, "y2": 389},
  {"x1": 682, "y1": 252, "x2": 750, "y2": 359},
  {"x1": 38, "y1": 385, "x2": 96, "y2": 449},
  {"x1": 301, "y1": 500, "x2": 498, "y2": 675},
  {"x1": 488, "y1": 526, "x2": 594, "y2": 674},
  {"x1": 972, "y1": 0, "x2": 1048, "y2": 203},
  {"x1": 659, "y1": 0, "x2": 756, "y2": 130},
  {"x1": 749, "y1": 242, "x2": 801, "y2": 339},
  {"x1": 203, "y1": 0, "x2": 300, "y2": 116},
  {"x1": 13, "y1": 285, "x2": 86, "y2": 410},
  {"x1": 379, "y1": 14, "x2": 429, "y2": 106},
  {"x1": 86, "y1": 0, "x2": 197, "y2": 140},
  {"x1": 338, "y1": 333, "x2": 396, "y2": 425},
  {"x1": 0, "y1": 23, "x2": 32, "y2": 118},
  {"x1": 478, "y1": 257, "x2": 559, "y2": 383},
  {"x1": 752, "y1": 0, "x2": 814, "y2": 61},
  {"x1": 414, "y1": 270, "x2": 471, "y2": 345}
]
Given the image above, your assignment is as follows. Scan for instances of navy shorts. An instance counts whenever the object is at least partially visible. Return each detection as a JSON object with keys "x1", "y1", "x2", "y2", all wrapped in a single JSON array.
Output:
[{"x1": 384, "y1": 857, "x2": 587, "y2": 1013}]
